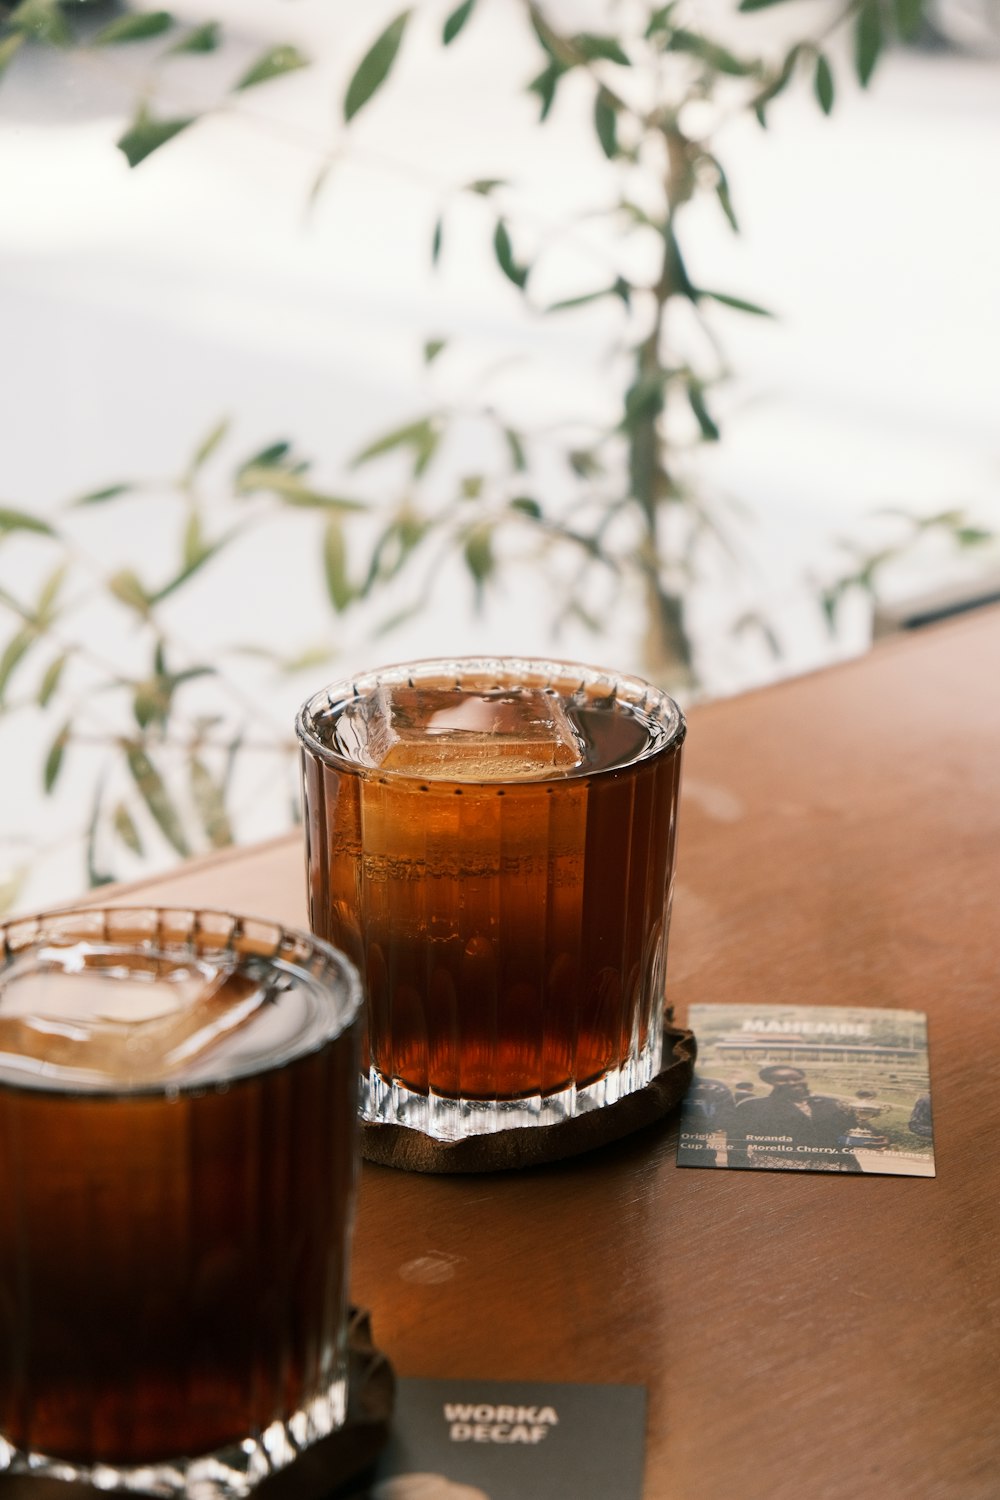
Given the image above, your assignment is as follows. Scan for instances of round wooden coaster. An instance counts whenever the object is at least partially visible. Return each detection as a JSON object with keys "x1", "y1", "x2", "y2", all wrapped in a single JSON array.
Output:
[
  {"x1": 0, "y1": 1309, "x2": 394, "y2": 1500},
  {"x1": 361, "y1": 1024, "x2": 696, "y2": 1174}
]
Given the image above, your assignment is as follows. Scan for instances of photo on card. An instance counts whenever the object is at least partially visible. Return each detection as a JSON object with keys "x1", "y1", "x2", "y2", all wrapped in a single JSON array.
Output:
[{"x1": 677, "y1": 1004, "x2": 935, "y2": 1177}]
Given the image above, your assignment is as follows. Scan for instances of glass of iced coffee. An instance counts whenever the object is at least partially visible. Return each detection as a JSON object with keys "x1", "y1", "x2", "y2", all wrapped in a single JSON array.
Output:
[
  {"x1": 298, "y1": 657, "x2": 685, "y2": 1141},
  {"x1": 0, "y1": 906, "x2": 362, "y2": 1498}
]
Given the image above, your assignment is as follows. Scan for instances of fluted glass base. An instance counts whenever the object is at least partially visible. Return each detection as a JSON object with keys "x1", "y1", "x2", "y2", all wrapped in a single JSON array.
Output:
[
  {"x1": 0, "y1": 1377, "x2": 347, "y2": 1500},
  {"x1": 361, "y1": 1029, "x2": 663, "y2": 1141}
]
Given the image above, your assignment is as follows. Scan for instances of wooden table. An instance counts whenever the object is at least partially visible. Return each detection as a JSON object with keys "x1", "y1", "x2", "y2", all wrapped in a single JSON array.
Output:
[{"x1": 95, "y1": 609, "x2": 1000, "y2": 1500}]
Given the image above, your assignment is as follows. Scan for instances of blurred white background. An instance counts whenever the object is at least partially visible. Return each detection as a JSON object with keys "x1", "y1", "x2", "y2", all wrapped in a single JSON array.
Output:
[{"x1": 1, "y1": 0, "x2": 998, "y2": 912}]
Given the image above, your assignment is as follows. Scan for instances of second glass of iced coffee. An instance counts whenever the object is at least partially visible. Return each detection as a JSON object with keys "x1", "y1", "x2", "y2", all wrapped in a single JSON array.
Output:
[{"x1": 298, "y1": 657, "x2": 685, "y2": 1141}]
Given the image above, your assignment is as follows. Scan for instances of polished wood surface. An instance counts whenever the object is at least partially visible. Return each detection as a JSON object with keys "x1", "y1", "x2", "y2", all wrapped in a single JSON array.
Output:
[{"x1": 98, "y1": 610, "x2": 1000, "y2": 1500}]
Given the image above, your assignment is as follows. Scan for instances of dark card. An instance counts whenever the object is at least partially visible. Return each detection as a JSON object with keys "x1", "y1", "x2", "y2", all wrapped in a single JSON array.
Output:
[
  {"x1": 364, "y1": 1377, "x2": 646, "y2": 1500},
  {"x1": 677, "y1": 1004, "x2": 935, "y2": 1176}
]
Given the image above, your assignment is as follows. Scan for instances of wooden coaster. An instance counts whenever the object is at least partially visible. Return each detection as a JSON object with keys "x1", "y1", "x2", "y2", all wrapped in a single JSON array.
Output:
[
  {"x1": 0, "y1": 1309, "x2": 394, "y2": 1500},
  {"x1": 361, "y1": 1024, "x2": 696, "y2": 1174}
]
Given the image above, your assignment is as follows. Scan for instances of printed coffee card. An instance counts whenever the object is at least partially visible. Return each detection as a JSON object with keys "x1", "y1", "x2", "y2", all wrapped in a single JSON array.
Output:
[
  {"x1": 360, "y1": 1377, "x2": 646, "y2": 1499},
  {"x1": 677, "y1": 1003, "x2": 935, "y2": 1176}
]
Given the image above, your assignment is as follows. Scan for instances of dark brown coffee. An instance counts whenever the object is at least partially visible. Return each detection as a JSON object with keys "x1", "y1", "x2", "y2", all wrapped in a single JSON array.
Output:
[
  {"x1": 299, "y1": 660, "x2": 684, "y2": 1134},
  {"x1": 0, "y1": 914, "x2": 360, "y2": 1472}
]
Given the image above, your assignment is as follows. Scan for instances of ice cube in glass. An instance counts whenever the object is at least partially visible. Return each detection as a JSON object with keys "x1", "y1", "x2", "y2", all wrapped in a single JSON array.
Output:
[{"x1": 357, "y1": 682, "x2": 584, "y2": 780}]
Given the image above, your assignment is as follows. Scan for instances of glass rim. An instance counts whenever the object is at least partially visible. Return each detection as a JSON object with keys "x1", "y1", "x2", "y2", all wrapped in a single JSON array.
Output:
[
  {"x1": 295, "y1": 654, "x2": 686, "y2": 785},
  {"x1": 0, "y1": 905, "x2": 363, "y2": 1097}
]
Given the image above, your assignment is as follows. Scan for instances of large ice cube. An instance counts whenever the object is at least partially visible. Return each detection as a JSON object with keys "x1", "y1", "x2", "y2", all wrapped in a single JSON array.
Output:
[
  {"x1": 361, "y1": 683, "x2": 584, "y2": 780},
  {"x1": 0, "y1": 943, "x2": 267, "y2": 1088}
]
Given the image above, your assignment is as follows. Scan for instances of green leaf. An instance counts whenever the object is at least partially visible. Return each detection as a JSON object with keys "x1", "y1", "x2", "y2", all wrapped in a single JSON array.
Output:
[
  {"x1": 237, "y1": 440, "x2": 291, "y2": 473},
  {"x1": 423, "y1": 338, "x2": 447, "y2": 364},
  {"x1": 234, "y1": 44, "x2": 309, "y2": 92},
  {"x1": 72, "y1": 483, "x2": 133, "y2": 506},
  {"x1": 645, "y1": 5, "x2": 677, "y2": 37},
  {"x1": 504, "y1": 428, "x2": 527, "y2": 472},
  {"x1": 527, "y1": 60, "x2": 564, "y2": 122},
  {"x1": 699, "y1": 288, "x2": 774, "y2": 317},
  {"x1": 133, "y1": 664, "x2": 212, "y2": 730},
  {"x1": 594, "y1": 89, "x2": 618, "y2": 158},
  {"x1": 493, "y1": 219, "x2": 529, "y2": 290},
  {"x1": 855, "y1": 0, "x2": 883, "y2": 87},
  {"x1": 431, "y1": 214, "x2": 444, "y2": 266},
  {"x1": 413, "y1": 431, "x2": 440, "y2": 480},
  {"x1": 43, "y1": 720, "x2": 70, "y2": 794},
  {"x1": 359, "y1": 514, "x2": 428, "y2": 597},
  {"x1": 170, "y1": 665, "x2": 215, "y2": 691},
  {"x1": 713, "y1": 161, "x2": 739, "y2": 233},
  {"x1": 667, "y1": 28, "x2": 758, "y2": 76},
  {"x1": 738, "y1": 0, "x2": 796, "y2": 10},
  {"x1": 663, "y1": 223, "x2": 697, "y2": 301},
  {"x1": 686, "y1": 381, "x2": 720, "y2": 442},
  {"x1": 6, "y1": 0, "x2": 71, "y2": 46},
  {"x1": 237, "y1": 648, "x2": 282, "y2": 678},
  {"x1": 237, "y1": 466, "x2": 368, "y2": 510},
  {"x1": 117, "y1": 109, "x2": 195, "y2": 168},
  {"x1": 124, "y1": 743, "x2": 191, "y2": 857},
  {"x1": 0, "y1": 506, "x2": 55, "y2": 537},
  {"x1": 37, "y1": 652, "x2": 68, "y2": 708},
  {"x1": 169, "y1": 21, "x2": 221, "y2": 55},
  {"x1": 307, "y1": 159, "x2": 335, "y2": 211},
  {"x1": 34, "y1": 563, "x2": 67, "y2": 626},
  {"x1": 188, "y1": 416, "x2": 230, "y2": 475},
  {"x1": 463, "y1": 525, "x2": 494, "y2": 600},
  {"x1": 85, "y1": 776, "x2": 114, "y2": 890},
  {"x1": 273, "y1": 645, "x2": 336, "y2": 675},
  {"x1": 819, "y1": 585, "x2": 843, "y2": 632},
  {"x1": 569, "y1": 449, "x2": 602, "y2": 478},
  {"x1": 148, "y1": 538, "x2": 235, "y2": 604},
  {"x1": 133, "y1": 679, "x2": 165, "y2": 730},
  {"x1": 0, "y1": 628, "x2": 34, "y2": 704},
  {"x1": 113, "y1": 802, "x2": 144, "y2": 856},
  {"x1": 443, "y1": 0, "x2": 475, "y2": 44},
  {"x1": 344, "y1": 10, "x2": 410, "y2": 122},
  {"x1": 619, "y1": 201, "x2": 658, "y2": 231},
  {"x1": 572, "y1": 33, "x2": 630, "y2": 65},
  {"x1": 108, "y1": 569, "x2": 151, "y2": 614},
  {"x1": 547, "y1": 283, "x2": 621, "y2": 313},
  {"x1": 395, "y1": 510, "x2": 431, "y2": 565},
  {"x1": 182, "y1": 511, "x2": 207, "y2": 569},
  {"x1": 189, "y1": 757, "x2": 233, "y2": 849},
  {"x1": 751, "y1": 42, "x2": 801, "y2": 124},
  {"x1": 351, "y1": 418, "x2": 440, "y2": 477},
  {"x1": 323, "y1": 517, "x2": 354, "y2": 612},
  {"x1": 0, "y1": 34, "x2": 26, "y2": 79},
  {"x1": 894, "y1": 0, "x2": 925, "y2": 38},
  {"x1": 814, "y1": 53, "x2": 835, "y2": 114},
  {"x1": 467, "y1": 178, "x2": 506, "y2": 196},
  {"x1": 510, "y1": 496, "x2": 542, "y2": 520},
  {"x1": 93, "y1": 11, "x2": 174, "y2": 45},
  {"x1": 955, "y1": 525, "x2": 994, "y2": 547}
]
